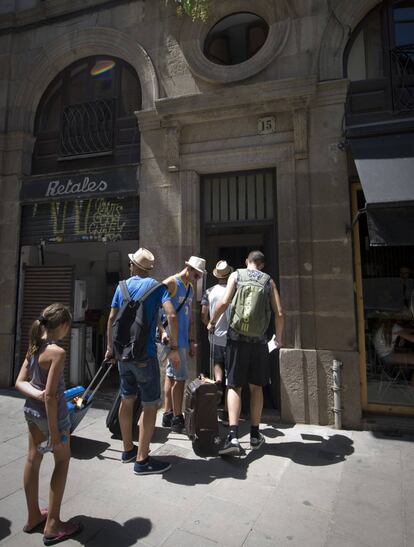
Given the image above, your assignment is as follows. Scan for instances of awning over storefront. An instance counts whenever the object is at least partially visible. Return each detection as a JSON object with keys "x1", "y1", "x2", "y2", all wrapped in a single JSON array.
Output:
[{"x1": 350, "y1": 133, "x2": 414, "y2": 246}]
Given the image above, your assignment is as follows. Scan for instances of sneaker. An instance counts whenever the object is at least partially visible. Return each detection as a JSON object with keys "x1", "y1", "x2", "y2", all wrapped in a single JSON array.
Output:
[
  {"x1": 162, "y1": 410, "x2": 173, "y2": 427},
  {"x1": 121, "y1": 444, "x2": 138, "y2": 463},
  {"x1": 218, "y1": 410, "x2": 229, "y2": 426},
  {"x1": 171, "y1": 414, "x2": 185, "y2": 433},
  {"x1": 133, "y1": 457, "x2": 171, "y2": 475},
  {"x1": 250, "y1": 433, "x2": 265, "y2": 450},
  {"x1": 219, "y1": 436, "x2": 241, "y2": 456}
]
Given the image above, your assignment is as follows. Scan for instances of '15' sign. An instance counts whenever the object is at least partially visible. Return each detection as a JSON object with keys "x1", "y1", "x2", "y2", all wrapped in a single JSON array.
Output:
[{"x1": 257, "y1": 116, "x2": 276, "y2": 135}]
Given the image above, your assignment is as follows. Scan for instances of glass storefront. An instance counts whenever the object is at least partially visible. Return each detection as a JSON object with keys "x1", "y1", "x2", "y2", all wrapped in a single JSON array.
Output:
[{"x1": 353, "y1": 187, "x2": 414, "y2": 411}]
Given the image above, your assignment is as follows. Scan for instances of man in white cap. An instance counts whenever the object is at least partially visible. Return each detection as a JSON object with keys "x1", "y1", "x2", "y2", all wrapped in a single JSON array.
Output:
[
  {"x1": 201, "y1": 260, "x2": 233, "y2": 422},
  {"x1": 106, "y1": 248, "x2": 180, "y2": 475},
  {"x1": 159, "y1": 256, "x2": 206, "y2": 433}
]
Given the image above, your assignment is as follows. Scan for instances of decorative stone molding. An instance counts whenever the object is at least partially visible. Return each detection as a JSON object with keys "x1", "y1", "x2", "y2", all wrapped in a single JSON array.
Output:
[
  {"x1": 179, "y1": 0, "x2": 294, "y2": 84},
  {"x1": 165, "y1": 124, "x2": 181, "y2": 172},
  {"x1": 9, "y1": 27, "x2": 158, "y2": 133},
  {"x1": 291, "y1": 107, "x2": 308, "y2": 160},
  {"x1": 319, "y1": 0, "x2": 382, "y2": 80},
  {"x1": 155, "y1": 77, "x2": 317, "y2": 125}
]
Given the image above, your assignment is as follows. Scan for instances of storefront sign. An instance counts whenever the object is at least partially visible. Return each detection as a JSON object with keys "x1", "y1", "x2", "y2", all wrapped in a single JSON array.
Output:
[{"x1": 20, "y1": 167, "x2": 138, "y2": 202}]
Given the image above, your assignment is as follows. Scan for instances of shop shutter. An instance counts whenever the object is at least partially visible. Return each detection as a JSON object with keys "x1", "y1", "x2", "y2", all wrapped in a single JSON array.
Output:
[
  {"x1": 20, "y1": 196, "x2": 139, "y2": 245},
  {"x1": 19, "y1": 266, "x2": 74, "y2": 383}
]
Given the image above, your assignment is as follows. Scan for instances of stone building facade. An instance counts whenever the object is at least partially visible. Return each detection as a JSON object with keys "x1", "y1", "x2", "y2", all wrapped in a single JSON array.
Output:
[{"x1": 1, "y1": 0, "x2": 409, "y2": 428}]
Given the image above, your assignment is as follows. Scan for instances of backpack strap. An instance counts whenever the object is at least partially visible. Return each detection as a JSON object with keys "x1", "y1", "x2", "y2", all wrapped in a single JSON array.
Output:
[
  {"x1": 119, "y1": 280, "x2": 131, "y2": 302},
  {"x1": 138, "y1": 282, "x2": 165, "y2": 303}
]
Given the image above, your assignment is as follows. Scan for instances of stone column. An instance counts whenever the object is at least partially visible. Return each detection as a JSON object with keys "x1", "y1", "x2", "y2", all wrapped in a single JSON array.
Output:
[{"x1": 0, "y1": 131, "x2": 35, "y2": 386}]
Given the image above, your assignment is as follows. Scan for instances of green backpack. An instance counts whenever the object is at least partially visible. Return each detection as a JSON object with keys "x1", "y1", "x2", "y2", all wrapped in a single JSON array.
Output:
[{"x1": 229, "y1": 269, "x2": 271, "y2": 338}]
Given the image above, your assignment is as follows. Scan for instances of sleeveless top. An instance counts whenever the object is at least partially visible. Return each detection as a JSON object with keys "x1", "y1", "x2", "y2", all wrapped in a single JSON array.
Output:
[
  {"x1": 23, "y1": 341, "x2": 68, "y2": 422},
  {"x1": 162, "y1": 275, "x2": 193, "y2": 349}
]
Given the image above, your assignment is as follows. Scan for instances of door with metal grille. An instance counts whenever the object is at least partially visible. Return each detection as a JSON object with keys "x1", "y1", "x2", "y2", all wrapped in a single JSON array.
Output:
[
  {"x1": 200, "y1": 169, "x2": 280, "y2": 409},
  {"x1": 17, "y1": 266, "x2": 74, "y2": 383}
]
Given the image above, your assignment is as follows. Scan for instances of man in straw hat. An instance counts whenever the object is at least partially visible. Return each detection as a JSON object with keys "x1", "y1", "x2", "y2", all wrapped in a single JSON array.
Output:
[
  {"x1": 201, "y1": 260, "x2": 234, "y2": 422},
  {"x1": 159, "y1": 256, "x2": 206, "y2": 433},
  {"x1": 208, "y1": 250, "x2": 284, "y2": 456},
  {"x1": 106, "y1": 248, "x2": 180, "y2": 475}
]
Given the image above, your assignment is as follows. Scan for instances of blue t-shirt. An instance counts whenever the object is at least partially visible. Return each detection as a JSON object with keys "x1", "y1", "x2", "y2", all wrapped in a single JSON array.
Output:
[
  {"x1": 111, "y1": 276, "x2": 170, "y2": 359},
  {"x1": 162, "y1": 275, "x2": 193, "y2": 349}
]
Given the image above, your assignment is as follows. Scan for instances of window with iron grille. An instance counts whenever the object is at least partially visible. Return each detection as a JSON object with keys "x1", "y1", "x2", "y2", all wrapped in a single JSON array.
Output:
[{"x1": 33, "y1": 57, "x2": 141, "y2": 174}]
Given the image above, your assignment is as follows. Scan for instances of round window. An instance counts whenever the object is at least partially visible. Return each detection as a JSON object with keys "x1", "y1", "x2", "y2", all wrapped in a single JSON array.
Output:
[{"x1": 204, "y1": 12, "x2": 269, "y2": 66}]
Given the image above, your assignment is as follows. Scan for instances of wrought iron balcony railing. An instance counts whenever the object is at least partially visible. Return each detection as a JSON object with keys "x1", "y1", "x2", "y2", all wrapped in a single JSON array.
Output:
[
  {"x1": 60, "y1": 98, "x2": 114, "y2": 157},
  {"x1": 391, "y1": 44, "x2": 414, "y2": 112}
]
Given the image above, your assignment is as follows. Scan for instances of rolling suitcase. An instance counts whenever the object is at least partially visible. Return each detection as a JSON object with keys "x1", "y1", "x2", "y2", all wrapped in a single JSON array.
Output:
[
  {"x1": 106, "y1": 389, "x2": 142, "y2": 439},
  {"x1": 184, "y1": 333, "x2": 221, "y2": 457},
  {"x1": 64, "y1": 359, "x2": 113, "y2": 433}
]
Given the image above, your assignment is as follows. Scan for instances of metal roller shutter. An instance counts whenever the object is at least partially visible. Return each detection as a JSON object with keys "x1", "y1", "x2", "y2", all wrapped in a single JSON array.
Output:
[{"x1": 19, "y1": 266, "x2": 74, "y2": 383}]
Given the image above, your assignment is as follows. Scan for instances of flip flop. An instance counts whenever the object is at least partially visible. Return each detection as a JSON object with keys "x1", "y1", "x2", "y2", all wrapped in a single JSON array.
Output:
[
  {"x1": 23, "y1": 508, "x2": 48, "y2": 533},
  {"x1": 43, "y1": 521, "x2": 83, "y2": 546}
]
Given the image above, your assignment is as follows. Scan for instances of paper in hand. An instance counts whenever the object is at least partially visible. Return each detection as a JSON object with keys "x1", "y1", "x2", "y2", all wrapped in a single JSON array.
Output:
[{"x1": 268, "y1": 335, "x2": 280, "y2": 354}]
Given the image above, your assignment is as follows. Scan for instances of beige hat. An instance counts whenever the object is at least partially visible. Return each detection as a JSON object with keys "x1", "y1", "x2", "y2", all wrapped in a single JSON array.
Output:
[
  {"x1": 213, "y1": 260, "x2": 233, "y2": 279},
  {"x1": 185, "y1": 256, "x2": 207, "y2": 275},
  {"x1": 128, "y1": 248, "x2": 154, "y2": 271}
]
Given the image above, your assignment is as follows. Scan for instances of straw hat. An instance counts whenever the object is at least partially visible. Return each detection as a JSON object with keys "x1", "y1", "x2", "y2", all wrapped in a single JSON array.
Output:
[
  {"x1": 213, "y1": 260, "x2": 233, "y2": 279},
  {"x1": 128, "y1": 248, "x2": 154, "y2": 271},
  {"x1": 185, "y1": 256, "x2": 207, "y2": 274}
]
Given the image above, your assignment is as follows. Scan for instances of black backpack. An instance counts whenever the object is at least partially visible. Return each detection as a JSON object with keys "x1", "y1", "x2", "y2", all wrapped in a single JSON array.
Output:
[{"x1": 112, "y1": 280, "x2": 163, "y2": 362}]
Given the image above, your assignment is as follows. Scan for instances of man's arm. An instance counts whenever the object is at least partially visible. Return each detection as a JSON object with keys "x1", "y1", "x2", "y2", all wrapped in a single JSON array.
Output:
[
  {"x1": 201, "y1": 304, "x2": 209, "y2": 326},
  {"x1": 162, "y1": 299, "x2": 180, "y2": 368},
  {"x1": 269, "y1": 279, "x2": 284, "y2": 346},
  {"x1": 207, "y1": 272, "x2": 237, "y2": 330},
  {"x1": 105, "y1": 307, "x2": 118, "y2": 360}
]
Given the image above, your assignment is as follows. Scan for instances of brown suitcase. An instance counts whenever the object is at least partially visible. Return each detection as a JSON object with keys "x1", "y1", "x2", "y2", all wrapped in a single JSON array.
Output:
[{"x1": 184, "y1": 334, "x2": 221, "y2": 456}]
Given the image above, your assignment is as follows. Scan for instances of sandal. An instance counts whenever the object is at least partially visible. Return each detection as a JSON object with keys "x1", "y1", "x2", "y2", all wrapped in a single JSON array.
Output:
[
  {"x1": 23, "y1": 508, "x2": 48, "y2": 533},
  {"x1": 43, "y1": 521, "x2": 82, "y2": 546}
]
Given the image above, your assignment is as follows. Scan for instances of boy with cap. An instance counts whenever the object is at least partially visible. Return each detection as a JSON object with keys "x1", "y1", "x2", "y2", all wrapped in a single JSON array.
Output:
[
  {"x1": 160, "y1": 256, "x2": 206, "y2": 433},
  {"x1": 106, "y1": 248, "x2": 180, "y2": 474},
  {"x1": 201, "y1": 260, "x2": 233, "y2": 421}
]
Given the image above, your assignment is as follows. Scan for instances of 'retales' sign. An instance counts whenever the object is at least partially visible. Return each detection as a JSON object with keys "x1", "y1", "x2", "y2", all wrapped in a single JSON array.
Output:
[{"x1": 20, "y1": 167, "x2": 138, "y2": 202}]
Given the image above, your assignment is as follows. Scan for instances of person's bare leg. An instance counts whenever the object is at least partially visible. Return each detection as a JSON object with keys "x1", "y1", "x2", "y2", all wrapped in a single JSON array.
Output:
[
  {"x1": 23, "y1": 424, "x2": 46, "y2": 531},
  {"x1": 119, "y1": 397, "x2": 136, "y2": 451},
  {"x1": 227, "y1": 387, "x2": 242, "y2": 426},
  {"x1": 214, "y1": 364, "x2": 223, "y2": 383},
  {"x1": 172, "y1": 380, "x2": 185, "y2": 416},
  {"x1": 44, "y1": 433, "x2": 71, "y2": 536},
  {"x1": 137, "y1": 405, "x2": 157, "y2": 461},
  {"x1": 249, "y1": 384, "x2": 263, "y2": 426},
  {"x1": 164, "y1": 374, "x2": 173, "y2": 413}
]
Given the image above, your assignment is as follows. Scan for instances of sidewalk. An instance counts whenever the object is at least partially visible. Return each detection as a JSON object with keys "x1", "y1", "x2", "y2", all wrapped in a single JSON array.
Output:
[{"x1": 0, "y1": 388, "x2": 412, "y2": 547}]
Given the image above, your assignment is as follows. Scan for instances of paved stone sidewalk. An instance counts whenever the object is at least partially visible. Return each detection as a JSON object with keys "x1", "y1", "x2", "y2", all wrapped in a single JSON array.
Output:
[{"x1": 0, "y1": 389, "x2": 412, "y2": 547}]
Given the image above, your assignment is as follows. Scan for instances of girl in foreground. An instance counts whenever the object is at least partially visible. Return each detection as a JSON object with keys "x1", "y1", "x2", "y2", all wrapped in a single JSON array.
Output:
[{"x1": 16, "y1": 303, "x2": 82, "y2": 545}]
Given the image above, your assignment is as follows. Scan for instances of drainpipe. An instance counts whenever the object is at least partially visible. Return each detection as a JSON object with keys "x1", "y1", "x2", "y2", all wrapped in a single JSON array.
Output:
[{"x1": 332, "y1": 360, "x2": 343, "y2": 429}]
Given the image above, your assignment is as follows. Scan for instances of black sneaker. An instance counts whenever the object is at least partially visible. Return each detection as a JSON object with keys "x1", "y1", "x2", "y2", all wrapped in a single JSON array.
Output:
[
  {"x1": 121, "y1": 444, "x2": 138, "y2": 463},
  {"x1": 218, "y1": 436, "x2": 241, "y2": 456},
  {"x1": 133, "y1": 457, "x2": 171, "y2": 475},
  {"x1": 250, "y1": 432, "x2": 265, "y2": 450},
  {"x1": 171, "y1": 414, "x2": 185, "y2": 433},
  {"x1": 218, "y1": 410, "x2": 229, "y2": 426},
  {"x1": 162, "y1": 410, "x2": 173, "y2": 427}
]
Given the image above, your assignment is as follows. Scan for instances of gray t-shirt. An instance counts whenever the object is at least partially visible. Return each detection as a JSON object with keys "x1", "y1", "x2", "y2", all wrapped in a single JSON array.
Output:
[{"x1": 201, "y1": 284, "x2": 231, "y2": 347}]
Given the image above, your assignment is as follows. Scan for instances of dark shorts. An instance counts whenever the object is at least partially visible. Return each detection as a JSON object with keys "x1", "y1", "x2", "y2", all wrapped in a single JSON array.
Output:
[
  {"x1": 225, "y1": 338, "x2": 270, "y2": 387},
  {"x1": 118, "y1": 357, "x2": 161, "y2": 406},
  {"x1": 212, "y1": 344, "x2": 226, "y2": 366}
]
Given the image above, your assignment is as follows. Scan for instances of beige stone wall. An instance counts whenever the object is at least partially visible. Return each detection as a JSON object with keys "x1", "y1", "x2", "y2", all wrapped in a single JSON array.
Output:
[{"x1": 0, "y1": 0, "x2": 373, "y2": 426}]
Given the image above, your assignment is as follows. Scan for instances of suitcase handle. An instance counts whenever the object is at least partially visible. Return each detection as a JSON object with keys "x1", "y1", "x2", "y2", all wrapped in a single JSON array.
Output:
[{"x1": 78, "y1": 359, "x2": 114, "y2": 405}]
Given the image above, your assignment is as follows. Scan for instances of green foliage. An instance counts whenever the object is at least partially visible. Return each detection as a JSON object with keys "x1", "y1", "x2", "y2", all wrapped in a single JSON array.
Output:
[{"x1": 169, "y1": 0, "x2": 210, "y2": 21}]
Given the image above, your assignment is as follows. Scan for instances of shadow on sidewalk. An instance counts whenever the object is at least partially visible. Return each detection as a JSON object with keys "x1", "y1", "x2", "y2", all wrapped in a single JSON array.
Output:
[
  {"x1": 0, "y1": 518, "x2": 11, "y2": 541},
  {"x1": 158, "y1": 432, "x2": 354, "y2": 486},
  {"x1": 69, "y1": 515, "x2": 152, "y2": 546},
  {"x1": 71, "y1": 436, "x2": 110, "y2": 460}
]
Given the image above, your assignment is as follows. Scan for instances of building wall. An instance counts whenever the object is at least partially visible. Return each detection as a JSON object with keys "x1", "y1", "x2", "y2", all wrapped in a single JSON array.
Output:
[{"x1": 0, "y1": 0, "x2": 382, "y2": 426}]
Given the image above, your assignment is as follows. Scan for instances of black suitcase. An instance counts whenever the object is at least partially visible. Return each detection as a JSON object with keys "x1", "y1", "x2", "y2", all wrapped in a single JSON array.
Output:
[
  {"x1": 106, "y1": 389, "x2": 142, "y2": 439},
  {"x1": 184, "y1": 334, "x2": 221, "y2": 456}
]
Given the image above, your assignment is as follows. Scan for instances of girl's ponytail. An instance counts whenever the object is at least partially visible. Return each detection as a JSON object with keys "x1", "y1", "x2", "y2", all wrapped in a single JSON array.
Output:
[
  {"x1": 26, "y1": 319, "x2": 45, "y2": 360},
  {"x1": 25, "y1": 303, "x2": 72, "y2": 360}
]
